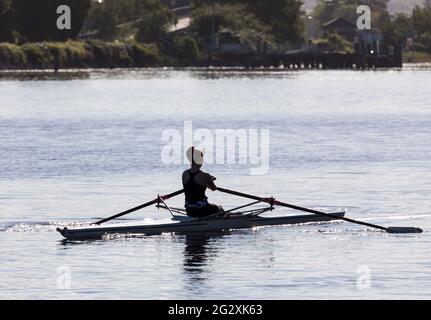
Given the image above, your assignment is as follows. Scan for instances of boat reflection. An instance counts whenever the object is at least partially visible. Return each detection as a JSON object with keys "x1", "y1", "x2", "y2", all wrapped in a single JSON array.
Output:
[{"x1": 181, "y1": 231, "x2": 228, "y2": 285}]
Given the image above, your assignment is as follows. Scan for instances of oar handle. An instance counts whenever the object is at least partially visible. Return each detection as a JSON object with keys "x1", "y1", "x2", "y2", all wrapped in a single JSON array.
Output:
[
  {"x1": 216, "y1": 187, "x2": 270, "y2": 203},
  {"x1": 93, "y1": 189, "x2": 184, "y2": 225}
]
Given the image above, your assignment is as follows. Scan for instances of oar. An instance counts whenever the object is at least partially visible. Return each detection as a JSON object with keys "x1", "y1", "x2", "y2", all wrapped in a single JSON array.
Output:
[
  {"x1": 217, "y1": 187, "x2": 423, "y2": 234},
  {"x1": 222, "y1": 200, "x2": 263, "y2": 215},
  {"x1": 93, "y1": 189, "x2": 184, "y2": 225}
]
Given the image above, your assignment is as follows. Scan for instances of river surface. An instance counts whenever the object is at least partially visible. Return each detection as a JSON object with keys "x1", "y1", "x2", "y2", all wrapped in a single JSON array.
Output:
[{"x1": 1, "y1": 66, "x2": 430, "y2": 299}]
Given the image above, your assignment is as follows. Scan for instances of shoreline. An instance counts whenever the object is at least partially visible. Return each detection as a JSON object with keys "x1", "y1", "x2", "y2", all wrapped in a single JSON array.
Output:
[{"x1": 1, "y1": 63, "x2": 431, "y2": 81}]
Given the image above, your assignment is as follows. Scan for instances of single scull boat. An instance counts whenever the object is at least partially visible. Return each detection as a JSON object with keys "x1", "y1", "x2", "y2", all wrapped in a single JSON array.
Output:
[
  {"x1": 56, "y1": 187, "x2": 423, "y2": 240},
  {"x1": 57, "y1": 210, "x2": 346, "y2": 241}
]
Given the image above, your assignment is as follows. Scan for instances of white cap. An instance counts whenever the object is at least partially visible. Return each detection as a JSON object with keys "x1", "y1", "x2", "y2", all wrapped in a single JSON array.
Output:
[{"x1": 186, "y1": 146, "x2": 204, "y2": 165}]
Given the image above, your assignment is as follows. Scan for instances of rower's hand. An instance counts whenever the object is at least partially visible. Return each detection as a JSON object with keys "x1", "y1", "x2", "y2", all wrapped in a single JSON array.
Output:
[{"x1": 207, "y1": 174, "x2": 217, "y2": 191}]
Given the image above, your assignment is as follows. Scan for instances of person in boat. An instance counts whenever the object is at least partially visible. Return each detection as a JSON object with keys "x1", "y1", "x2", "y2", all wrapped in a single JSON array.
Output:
[{"x1": 182, "y1": 146, "x2": 224, "y2": 218}]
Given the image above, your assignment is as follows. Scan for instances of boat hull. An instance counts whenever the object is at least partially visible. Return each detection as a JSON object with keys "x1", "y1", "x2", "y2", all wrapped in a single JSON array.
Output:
[{"x1": 57, "y1": 212, "x2": 345, "y2": 240}]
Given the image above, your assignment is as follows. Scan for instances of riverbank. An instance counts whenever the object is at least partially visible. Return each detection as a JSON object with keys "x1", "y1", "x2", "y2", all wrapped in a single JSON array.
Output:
[
  {"x1": 0, "y1": 39, "x2": 407, "y2": 71},
  {"x1": 0, "y1": 40, "x2": 171, "y2": 70},
  {"x1": 403, "y1": 51, "x2": 431, "y2": 63}
]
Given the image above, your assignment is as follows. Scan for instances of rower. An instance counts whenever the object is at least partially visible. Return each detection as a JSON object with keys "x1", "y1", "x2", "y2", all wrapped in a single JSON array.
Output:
[{"x1": 182, "y1": 146, "x2": 224, "y2": 218}]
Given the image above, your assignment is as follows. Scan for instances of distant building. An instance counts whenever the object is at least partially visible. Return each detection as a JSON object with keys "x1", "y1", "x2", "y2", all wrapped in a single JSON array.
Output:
[
  {"x1": 205, "y1": 29, "x2": 267, "y2": 54},
  {"x1": 355, "y1": 29, "x2": 384, "y2": 56},
  {"x1": 321, "y1": 16, "x2": 386, "y2": 57},
  {"x1": 160, "y1": 0, "x2": 190, "y2": 9},
  {"x1": 160, "y1": 0, "x2": 191, "y2": 18},
  {"x1": 322, "y1": 17, "x2": 356, "y2": 42}
]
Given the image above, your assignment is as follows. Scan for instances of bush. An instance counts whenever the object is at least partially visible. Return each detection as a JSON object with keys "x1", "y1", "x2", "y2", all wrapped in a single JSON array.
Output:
[
  {"x1": 21, "y1": 43, "x2": 53, "y2": 67},
  {"x1": 64, "y1": 41, "x2": 90, "y2": 65},
  {"x1": 134, "y1": 0, "x2": 175, "y2": 43},
  {"x1": 128, "y1": 42, "x2": 161, "y2": 66},
  {"x1": 191, "y1": 3, "x2": 273, "y2": 47},
  {"x1": 0, "y1": 40, "x2": 166, "y2": 69},
  {"x1": 173, "y1": 35, "x2": 201, "y2": 62},
  {"x1": 43, "y1": 42, "x2": 68, "y2": 68},
  {"x1": 86, "y1": 40, "x2": 133, "y2": 67},
  {"x1": 316, "y1": 33, "x2": 354, "y2": 53},
  {"x1": 415, "y1": 32, "x2": 431, "y2": 53},
  {"x1": 0, "y1": 42, "x2": 26, "y2": 68}
]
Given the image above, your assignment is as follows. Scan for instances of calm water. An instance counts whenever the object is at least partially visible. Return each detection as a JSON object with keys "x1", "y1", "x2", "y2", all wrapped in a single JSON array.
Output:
[{"x1": 1, "y1": 67, "x2": 431, "y2": 299}]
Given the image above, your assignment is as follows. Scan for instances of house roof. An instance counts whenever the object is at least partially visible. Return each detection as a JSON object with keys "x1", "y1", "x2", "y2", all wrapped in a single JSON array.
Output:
[
  {"x1": 322, "y1": 17, "x2": 355, "y2": 29},
  {"x1": 357, "y1": 28, "x2": 382, "y2": 34}
]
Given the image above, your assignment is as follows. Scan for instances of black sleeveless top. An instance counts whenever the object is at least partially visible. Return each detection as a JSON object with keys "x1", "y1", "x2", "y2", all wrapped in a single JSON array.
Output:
[{"x1": 183, "y1": 170, "x2": 207, "y2": 204}]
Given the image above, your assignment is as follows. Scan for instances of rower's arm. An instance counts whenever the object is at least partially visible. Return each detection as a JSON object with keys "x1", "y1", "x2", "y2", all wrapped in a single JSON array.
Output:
[{"x1": 207, "y1": 174, "x2": 217, "y2": 191}]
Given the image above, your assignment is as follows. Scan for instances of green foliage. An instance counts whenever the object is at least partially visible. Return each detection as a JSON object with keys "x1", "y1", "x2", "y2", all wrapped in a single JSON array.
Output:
[
  {"x1": 175, "y1": 36, "x2": 201, "y2": 61},
  {"x1": 191, "y1": 3, "x2": 272, "y2": 46},
  {"x1": 87, "y1": 0, "x2": 126, "y2": 40},
  {"x1": 44, "y1": 42, "x2": 68, "y2": 66},
  {"x1": 0, "y1": 0, "x2": 12, "y2": 14},
  {"x1": 64, "y1": 40, "x2": 89, "y2": 61},
  {"x1": 311, "y1": 0, "x2": 431, "y2": 53},
  {"x1": 404, "y1": 50, "x2": 431, "y2": 63},
  {"x1": 313, "y1": 0, "x2": 389, "y2": 26},
  {"x1": 21, "y1": 43, "x2": 53, "y2": 66},
  {"x1": 86, "y1": 0, "x2": 175, "y2": 42},
  {"x1": 0, "y1": 0, "x2": 13, "y2": 41},
  {"x1": 391, "y1": 13, "x2": 413, "y2": 40},
  {"x1": 87, "y1": 40, "x2": 132, "y2": 67},
  {"x1": 243, "y1": 0, "x2": 304, "y2": 43},
  {"x1": 314, "y1": 32, "x2": 354, "y2": 53},
  {"x1": 0, "y1": 42, "x2": 26, "y2": 67},
  {"x1": 43, "y1": 40, "x2": 90, "y2": 67},
  {"x1": 415, "y1": 32, "x2": 431, "y2": 52},
  {"x1": 135, "y1": 0, "x2": 175, "y2": 43},
  {"x1": 412, "y1": 5, "x2": 431, "y2": 35},
  {"x1": 165, "y1": 35, "x2": 201, "y2": 62},
  {"x1": 0, "y1": 40, "x2": 167, "y2": 69},
  {"x1": 12, "y1": 0, "x2": 91, "y2": 42},
  {"x1": 128, "y1": 42, "x2": 161, "y2": 65},
  {"x1": 192, "y1": 0, "x2": 303, "y2": 43},
  {"x1": 378, "y1": 5, "x2": 431, "y2": 53}
]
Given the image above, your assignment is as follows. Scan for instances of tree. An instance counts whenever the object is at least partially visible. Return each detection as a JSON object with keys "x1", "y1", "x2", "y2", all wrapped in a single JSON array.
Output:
[
  {"x1": 313, "y1": 0, "x2": 390, "y2": 26},
  {"x1": 412, "y1": 5, "x2": 431, "y2": 52},
  {"x1": 385, "y1": 13, "x2": 413, "y2": 43},
  {"x1": 412, "y1": 5, "x2": 431, "y2": 35},
  {"x1": 0, "y1": 0, "x2": 12, "y2": 14},
  {"x1": 135, "y1": 0, "x2": 175, "y2": 43},
  {"x1": 87, "y1": 0, "x2": 122, "y2": 40},
  {"x1": 86, "y1": 0, "x2": 174, "y2": 42},
  {"x1": 13, "y1": 0, "x2": 91, "y2": 42},
  {"x1": 193, "y1": 0, "x2": 303, "y2": 43},
  {"x1": 243, "y1": 0, "x2": 304, "y2": 43},
  {"x1": 191, "y1": 3, "x2": 272, "y2": 48},
  {"x1": 0, "y1": 0, "x2": 14, "y2": 41}
]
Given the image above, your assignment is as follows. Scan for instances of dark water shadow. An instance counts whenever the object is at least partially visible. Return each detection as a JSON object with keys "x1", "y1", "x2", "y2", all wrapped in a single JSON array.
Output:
[
  {"x1": 181, "y1": 231, "x2": 229, "y2": 285},
  {"x1": 0, "y1": 70, "x2": 90, "y2": 81}
]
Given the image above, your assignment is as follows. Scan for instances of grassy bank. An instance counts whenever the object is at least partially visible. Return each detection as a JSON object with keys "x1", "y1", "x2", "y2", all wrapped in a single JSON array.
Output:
[
  {"x1": 403, "y1": 50, "x2": 431, "y2": 63},
  {"x1": 0, "y1": 40, "x2": 171, "y2": 70}
]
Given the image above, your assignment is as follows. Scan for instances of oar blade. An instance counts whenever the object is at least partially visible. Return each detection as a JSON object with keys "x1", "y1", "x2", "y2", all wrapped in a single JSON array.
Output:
[{"x1": 386, "y1": 227, "x2": 423, "y2": 234}]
